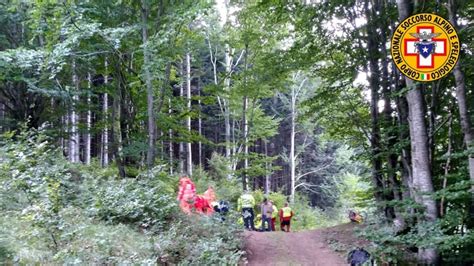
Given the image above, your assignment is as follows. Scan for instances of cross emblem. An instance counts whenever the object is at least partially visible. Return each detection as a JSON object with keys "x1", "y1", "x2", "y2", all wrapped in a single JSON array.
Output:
[{"x1": 404, "y1": 26, "x2": 447, "y2": 69}]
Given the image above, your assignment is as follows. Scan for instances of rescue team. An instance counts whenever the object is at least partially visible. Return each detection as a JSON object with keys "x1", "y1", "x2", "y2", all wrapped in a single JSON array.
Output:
[
  {"x1": 238, "y1": 190, "x2": 295, "y2": 232},
  {"x1": 177, "y1": 176, "x2": 295, "y2": 232}
]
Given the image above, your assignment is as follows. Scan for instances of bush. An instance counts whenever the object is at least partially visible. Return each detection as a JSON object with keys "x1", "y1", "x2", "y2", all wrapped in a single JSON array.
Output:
[
  {"x1": 291, "y1": 195, "x2": 346, "y2": 231},
  {"x1": 86, "y1": 177, "x2": 176, "y2": 226},
  {"x1": 193, "y1": 167, "x2": 243, "y2": 204},
  {"x1": 207, "y1": 152, "x2": 232, "y2": 180},
  {"x1": 156, "y1": 212, "x2": 244, "y2": 265},
  {"x1": 0, "y1": 130, "x2": 245, "y2": 264}
]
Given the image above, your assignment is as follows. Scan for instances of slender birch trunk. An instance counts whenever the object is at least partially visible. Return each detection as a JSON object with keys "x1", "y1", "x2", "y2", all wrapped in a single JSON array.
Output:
[
  {"x1": 186, "y1": 52, "x2": 193, "y2": 176},
  {"x1": 85, "y1": 73, "x2": 92, "y2": 165},
  {"x1": 224, "y1": 43, "x2": 232, "y2": 160},
  {"x1": 264, "y1": 140, "x2": 271, "y2": 194},
  {"x1": 179, "y1": 62, "x2": 185, "y2": 174},
  {"x1": 69, "y1": 60, "x2": 80, "y2": 163},
  {"x1": 289, "y1": 83, "x2": 296, "y2": 203},
  {"x1": 169, "y1": 98, "x2": 174, "y2": 174},
  {"x1": 207, "y1": 27, "x2": 233, "y2": 178},
  {"x1": 242, "y1": 45, "x2": 249, "y2": 190},
  {"x1": 198, "y1": 79, "x2": 203, "y2": 168},
  {"x1": 141, "y1": 0, "x2": 156, "y2": 168},
  {"x1": 62, "y1": 114, "x2": 67, "y2": 157},
  {"x1": 101, "y1": 60, "x2": 109, "y2": 167}
]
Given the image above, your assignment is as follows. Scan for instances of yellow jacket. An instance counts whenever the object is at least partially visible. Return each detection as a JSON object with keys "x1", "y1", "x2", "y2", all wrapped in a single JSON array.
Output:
[
  {"x1": 271, "y1": 205, "x2": 278, "y2": 219},
  {"x1": 238, "y1": 193, "x2": 255, "y2": 210}
]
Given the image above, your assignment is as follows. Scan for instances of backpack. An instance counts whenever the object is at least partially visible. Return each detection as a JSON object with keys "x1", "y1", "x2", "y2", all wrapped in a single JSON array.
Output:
[
  {"x1": 347, "y1": 248, "x2": 373, "y2": 266},
  {"x1": 218, "y1": 200, "x2": 229, "y2": 214}
]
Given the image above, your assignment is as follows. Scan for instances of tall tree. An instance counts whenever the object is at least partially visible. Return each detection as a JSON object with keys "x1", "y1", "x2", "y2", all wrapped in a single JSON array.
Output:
[
  {"x1": 447, "y1": 0, "x2": 474, "y2": 197},
  {"x1": 141, "y1": 0, "x2": 157, "y2": 168},
  {"x1": 69, "y1": 60, "x2": 80, "y2": 163},
  {"x1": 396, "y1": 0, "x2": 439, "y2": 263},
  {"x1": 85, "y1": 72, "x2": 92, "y2": 165},
  {"x1": 101, "y1": 60, "x2": 110, "y2": 167},
  {"x1": 186, "y1": 52, "x2": 193, "y2": 176}
]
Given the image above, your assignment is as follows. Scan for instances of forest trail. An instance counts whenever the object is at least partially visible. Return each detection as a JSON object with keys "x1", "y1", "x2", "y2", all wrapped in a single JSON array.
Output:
[{"x1": 243, "y1": 223, "x2": 363, "y2": 265}]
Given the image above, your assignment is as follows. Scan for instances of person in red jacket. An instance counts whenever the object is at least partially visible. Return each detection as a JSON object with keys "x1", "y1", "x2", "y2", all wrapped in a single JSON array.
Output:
[
  {"x1": 279, "y1": 202, "x2": 294, "y2": 232},
  {"x1": 177, "y1": 177, "x2": 196, "y2": 214}
]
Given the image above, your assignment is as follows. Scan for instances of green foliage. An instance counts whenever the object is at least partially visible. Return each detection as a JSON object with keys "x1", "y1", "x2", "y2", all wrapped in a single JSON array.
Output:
[
  {"x1": 155, "y1": 213, "x2": 244, "y2": 265},
  {"x1": 250, "y1": 190, "x2": 344, "y2": 231},
  {"x1": 0, "y1": 130, "x2": 244, "y2": 264},
  {"x1": 291, "y1": 195, "x2": 346, "y2": 231},
  {"x1": 207, "y1": 152, "x2": 232, "y2": 180},
  {"x1": 193, "y1": 166, "x2": 243, "y2": 204},
  {"x1": 87, "y1": 177, "x2": 176, "y2": 226}
]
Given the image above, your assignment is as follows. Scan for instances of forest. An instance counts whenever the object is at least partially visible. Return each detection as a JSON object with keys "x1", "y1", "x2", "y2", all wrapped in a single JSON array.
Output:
[{"x1": 0, "y1": 0, "x2": 473, "y2": 265}]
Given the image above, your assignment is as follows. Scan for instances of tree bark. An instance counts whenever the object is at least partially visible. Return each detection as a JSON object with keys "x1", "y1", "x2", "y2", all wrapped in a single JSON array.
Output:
[
  {"x1": 242, "y1": 45, "x2": 249, "y2": 190},
  {"x1": 111, "y1": 59, "x2": 126, "y2": 178},
  {"x1": 85, "y1": 72, "x2": 92, "y2": 165},
  {"x1": 447, "y1": 0, "x2": 474, "y2": 198},
  {"x1": 69, "y1": 60, "x2": 80, "y2": 163},
  {"x1": 289, "y1": 81, "x2": 297, "y2": 203},
  {"x1": 179, "y1": 62, "x2": 185, "y2": 174},
  {"x1": 264, "y1": 140, "x2": 271, "y2": 194},
  {"x1": 168, "y1": 98, "x2": 174, "y2": 174},
  {"x1": 141, "y1": 0, "x2": 157, "y2": 168},
  {"x1": 101, "y1": 59, "x2": 110, "y2": 167},
  {"x1": 440, "y1": 111, "x2": 453, "y2": 217},
  {"x1": 365, "y1": 0, "x2": 386, "y2": 213},
  {"x1": 185, "y1": 52, "x2": 193, "y2": 176},
  {"x1": 406, "y1": 74, "x2": 439, "y2": 266},
  {"x1": 0, "y1": 103, "x2": 4, "y2": 133},
  {"x1": 396, "y1": 79, "x2": 413, "y2": 199},
  {"x1": 198, "y1": 78, "x2": 203, "y2": 168},
  {"x1": 224, "y1": 44, "x2": 233, "y2": 161},
  {"x1": 406, "y1": 86, "x2": 438, "y2": 220},
  {"x1": 396, "y1": 0, "x2": 439, "y2": 263}
]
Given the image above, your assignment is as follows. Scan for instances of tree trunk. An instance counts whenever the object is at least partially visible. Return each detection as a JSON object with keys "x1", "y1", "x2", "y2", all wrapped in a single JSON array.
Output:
[
  {"x1": 85, "y1": 72, "x2": 92, "y2": 165},
  {"x1": 290, "y1": 84, "x2": 296, "y2": 203},
  {"x1": 207, "y1": 36, "x2": 231, "y2": 177},
  {"x1": 168, "y1": 98, "x2": 174, "y2": 174},
  {"x1": 380, "y1": 2, "x2": 402, "y2": 223},
  {"x1": 0, "y1": 102, "x2": 4, "y2": 133},
  {"x1": 396, "y1": 1, "x2": 439, "y2": 263},
  {"x1": 365, "y1": 0, "x2": 385, "y2": 213},
  {"x1": 141, "y1": 0, "x2": 156, "y2": 168},
  {"x1": 101, "y1": 60, "x2": 110, "y2": 167},
  {"x1": 447, "y1": 0, "x2": 474, "y2": 199},
  {"x1": 111, "y1": 62, "x2": 126, "y2": 178},
  {"x1": 179, "y1": 62, "x2": 185, "y2": 174},
  {"x1": 264, "y1": 140, "x2": 271, "y2": 194},
  {"x1": 69, "y1": 60, "x2": 80, "y2": 163},
  {"x1": 406, "y1": 75, "x2": 439, "y2": 266},
  {"x1": 440, "y1": 111, "x2": 453, "y2": 217},
  {"x1": 396, "y1": 79, "x2": 413, "y2": 199},
  {"x1": 406, "y1": 86, "x2": 438, "y2": 220},
  {"x1": 242, "y1": 45, "x2": 249, "y2": 190},
  {"x1": 185, "y1": 52, "x2": 193, "y2": 176},
  {"x1": 198, "y1": 78, "x2": 203, "y2": 168},
  {"x1": 224, "y1": 43, "x2": 232, "y2": 161},
  {"x1": 64, "y1": 112, "x2": 69, "y2": 158}
]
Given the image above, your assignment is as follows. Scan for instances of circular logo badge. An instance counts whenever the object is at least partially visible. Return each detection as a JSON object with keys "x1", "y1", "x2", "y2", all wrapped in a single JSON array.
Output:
[{"x1": 391, "y1": 13, "x2": 460, "y2": 82}]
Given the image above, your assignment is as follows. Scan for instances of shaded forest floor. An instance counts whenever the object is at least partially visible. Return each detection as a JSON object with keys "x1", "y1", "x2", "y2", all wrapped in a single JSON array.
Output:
[{"x1": 243, "y1": 223, "x2": 369, "y2": 265}]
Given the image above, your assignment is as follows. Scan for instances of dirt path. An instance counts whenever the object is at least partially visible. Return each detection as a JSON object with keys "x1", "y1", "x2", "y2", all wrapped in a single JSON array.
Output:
[{"x1": 243, "y1": 228, "x2": 348, "y2": 265}]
